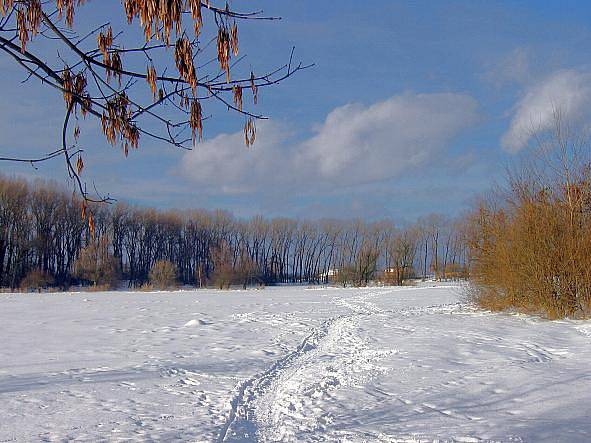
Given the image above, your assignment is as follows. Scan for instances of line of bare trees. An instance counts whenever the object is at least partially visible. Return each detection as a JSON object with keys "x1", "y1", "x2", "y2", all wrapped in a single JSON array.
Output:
[{"x1": 0, "y1": 176, "x2": 469, "y2": 290}]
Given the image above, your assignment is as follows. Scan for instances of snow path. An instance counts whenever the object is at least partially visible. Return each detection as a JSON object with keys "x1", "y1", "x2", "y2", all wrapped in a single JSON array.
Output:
[
  {"x1": 220, "y1": 289, "x2": 397, "y2": 441},
  {"x1": 217, "y1": 317, "x2": 334, "y2": 442},
  {"x1": 1, "y1": 284, "x2": 591, "y2": 442}
]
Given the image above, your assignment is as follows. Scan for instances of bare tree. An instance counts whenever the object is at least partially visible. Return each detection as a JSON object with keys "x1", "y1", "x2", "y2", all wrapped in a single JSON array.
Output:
[
  {"x1": 386, "y1": 227, "x2": 418, "y2": 285},
  {"x1": 0, "y1": 175, "x2": 473, "y2": 291}
]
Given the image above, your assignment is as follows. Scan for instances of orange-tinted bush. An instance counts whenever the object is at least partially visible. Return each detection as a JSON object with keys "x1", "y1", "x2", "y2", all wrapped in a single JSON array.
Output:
[
  {"x1": 468, "y1": 181, "x2": 591, "y2": 318},
  {"x1": 20, "y1": 269, "x2": 54, "y2": 292}
]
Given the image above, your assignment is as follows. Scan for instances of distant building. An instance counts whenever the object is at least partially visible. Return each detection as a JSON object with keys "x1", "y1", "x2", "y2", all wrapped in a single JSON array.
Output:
[{"x1": 319, "y1": 268, "x2": 339, "y2": 279}]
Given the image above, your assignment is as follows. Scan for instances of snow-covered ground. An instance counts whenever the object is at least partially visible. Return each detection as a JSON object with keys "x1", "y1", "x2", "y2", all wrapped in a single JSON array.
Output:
[{"x1": 1, "y1": 284, "x2": 590, "y2": 442}]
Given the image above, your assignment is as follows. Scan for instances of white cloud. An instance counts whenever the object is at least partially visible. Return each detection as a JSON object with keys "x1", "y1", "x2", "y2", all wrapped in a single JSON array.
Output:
[
  {"x1": 502, "y1": 69, "x2": 591, "y2": 152},
  {"x1": 180, "y1": 121, "x2": 291, "y2": 194},
  {"x1": 180, "y1": 92, "x2": 479, "y2": 193},
  {"x1": 296, "y1": 93, "x2": 479, "y2": 184}
]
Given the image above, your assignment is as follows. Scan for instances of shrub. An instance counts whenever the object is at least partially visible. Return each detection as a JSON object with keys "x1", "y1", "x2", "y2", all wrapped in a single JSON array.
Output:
[
  {"x1": 149, "y1": 260, "x2": 178, "y2": 290},
  {"x1": 20, "y1": 269, "x2": 54, "y2": 292},
  {"x1": 74, "y1": 237, "x2": 120, "y2": 289},
  {"x1": 209, "y1": 242, "x2": 263, "y2": 290},
  {"x1": 467, "y1": 115, "x2": 591, "y2": 319},
  {"x1": 210, "y1": 242, "x2": 233, "y2": 289},
  {"x1": 380, "y1": 268, "x2": 416, "y2": 286},
  {"x1": 443, "y1": 263, "x2": 468, "y2": 281},
  {"x1": 468, "y1": 190, "x2": 591, "y2": 318},
  {"x1": 336, "y1": 266, "x2": 356, "y2": 287}
]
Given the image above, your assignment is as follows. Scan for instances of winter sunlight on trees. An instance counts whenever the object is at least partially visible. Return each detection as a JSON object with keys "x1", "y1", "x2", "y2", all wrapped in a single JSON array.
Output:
[{"x1": 2, "y1": 2, "x2": 591, "y2": 442}]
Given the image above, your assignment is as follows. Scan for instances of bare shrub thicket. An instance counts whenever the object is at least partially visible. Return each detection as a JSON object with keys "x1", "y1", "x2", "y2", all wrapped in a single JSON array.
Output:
[
  {"x1": 210, "y1": 243, "x2": 262, "y2": 289},
  {"x1": 74, "y1": 237, "x2": 119, "y2": 288},
  {"x1": 211, "y1": 241, "x2": 234, "y2": 289},
  {"x1": 336, "y1": 266, "x2": 356, "y2": 288},
  {"x1": 20, "y1": 269, "x2": 54, "y2": 292},
  {"x1": 468, "y1": 113, "x2": 591, "y2": 318},
  {"x1": 235, "y1": 248, "x2": 262, "y2": 289},
  {"x1": 149, "y1": 260, "x2": 178, "y2": 290},
  {"x1": 336, "y1": 244, "x2": 379, "y2": 287}
]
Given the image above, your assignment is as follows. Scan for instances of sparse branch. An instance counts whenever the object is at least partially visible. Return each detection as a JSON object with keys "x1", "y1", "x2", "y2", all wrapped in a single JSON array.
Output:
[{"x1": 0, "y1": 0, "x2": 307, "y2": 213}]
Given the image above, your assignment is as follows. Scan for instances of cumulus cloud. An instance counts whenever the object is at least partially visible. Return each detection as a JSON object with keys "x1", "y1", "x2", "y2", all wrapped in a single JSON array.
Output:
[
  {"x1": 502, "y1": 69, "x2": 591, "y2": 152},
  {"x1": 296, "y1": 93, "x2": 479, "y2": 184},
  {"x1": 180, "y1": 121, "x2": 291, "y2": 194},
  {"x1": 180, "y1": 92, "x2": 479, "y2": 193}
]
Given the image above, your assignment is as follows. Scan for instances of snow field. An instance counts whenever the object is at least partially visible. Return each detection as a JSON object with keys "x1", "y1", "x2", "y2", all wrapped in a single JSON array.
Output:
[{"x1": 0, "y1": 284, "x2": 590, "y2": 442}]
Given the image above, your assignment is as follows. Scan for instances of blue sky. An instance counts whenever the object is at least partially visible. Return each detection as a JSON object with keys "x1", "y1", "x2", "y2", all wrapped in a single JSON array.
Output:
[{"x1": 3, "y1": 1, "x2": 591, "y2": 221}]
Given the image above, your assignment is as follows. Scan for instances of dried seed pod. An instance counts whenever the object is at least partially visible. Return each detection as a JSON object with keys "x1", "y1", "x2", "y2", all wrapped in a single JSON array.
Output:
[
  {"x1": 62, "y1": 67, "x2": 73, "y2": 107},
  {"x1": 250, "y1": 71, "x2": 258, "y2": 105},
  {"x1": 106, "y1": 52, "x2": 123, "y2": 85},
  {"x1": 0, "y1": 0, "x2": 13, "y2": 17},
  {"x1": 122, "y1": 0, "x2": 182, "y2": 45},
  {"x1": 233, "y1": 85, "x2": 243, "y2": 112},
  {"x1": 230, "y1": 22, "x2": 239, "y2": 56},
  {"x1": 26, "y1": 0, "x2": 41, "y2": 37},
  {"x1": 244, "y1": 118, "x2": 256, "y2": 147},
  {"x1": 146, "y1": 65, "x2": 158, "y2": 98},
  {"x1": 100, "y1": 92, "x2": 139, "y2": 151},
  {"x1": 97, "y1": 26, "x2": 113, "y2": 62},
  {"x1": 88, "y1": 210, "x2": 95, "y2": 239},
  {"x1": 188, "y1": 0, "x2": 202, "y2": 36},
  {"x1": 17, "y1": 8, "x2": 28, "y2": 52},
  {"x1": 217, "y1": 27, "x2": 231, "y2": 82},
  {"x1": 76, "y1": 155, "x2": 84, "y2": 175},
  {"x1": 174, "y1": 37, "x2": 197, "y2": 92},
  {"x1": 56, "y1": 0, "x2": 83, "y2": 27},
  {"x1": 190, "y1": 100, "x2": 203, "y2": 143}
]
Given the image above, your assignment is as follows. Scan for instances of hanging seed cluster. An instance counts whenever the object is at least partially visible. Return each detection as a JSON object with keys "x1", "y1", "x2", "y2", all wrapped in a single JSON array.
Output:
[
  {"x1": 174, "y1": 37, "x2": 197, "y2": 92},
  {"x1": 1, "y1": 0, "x2": 263, "y2": 165},
  {"x1": 250, "y1": 71, "x2": 258, "y2": 105},
  {"x1": 3, "y1": 0, "x2": 86, "y2": 51},
  {"x1": 56, "y1": 0, "x2": 84, "y2": 27},
  {"x1": 233, "y1": 85, "x2": 243, "y2": 111},
  {"x1": 190, "y1": 100, "x2": 203, "y2": 143},
  {"x1": 101, "y1": 93, "x2": 140, "y2": 156},
  {"x1": 61, "y1": 67, "x2": 91, "y2": 116},
  {"x1": 146, "y1": 65, "x2": 158, "y2": 99},
  {"x1": 97, "y1": 27, "x2": 122, "y2": 84},
  {"x1": 244, "y1": 118, "x2": 256, "y2": 147},
  {"x1": 124, "y1": 0, "x2": 183, "y2": 45}
]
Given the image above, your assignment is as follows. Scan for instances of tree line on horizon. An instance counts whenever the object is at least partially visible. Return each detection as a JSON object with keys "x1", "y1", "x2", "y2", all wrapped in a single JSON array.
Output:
[
  {"x1": 4, "y1": 111, "x2": 591, "y2": 321},
  {"x1": 0, "y1": 176, "x2": 468, "y2": 291}
]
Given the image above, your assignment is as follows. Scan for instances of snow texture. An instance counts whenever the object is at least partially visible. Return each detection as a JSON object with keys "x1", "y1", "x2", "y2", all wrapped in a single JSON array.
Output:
[{"x1": 1, "y1": 284, "x2": 590, "y2": 442}]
